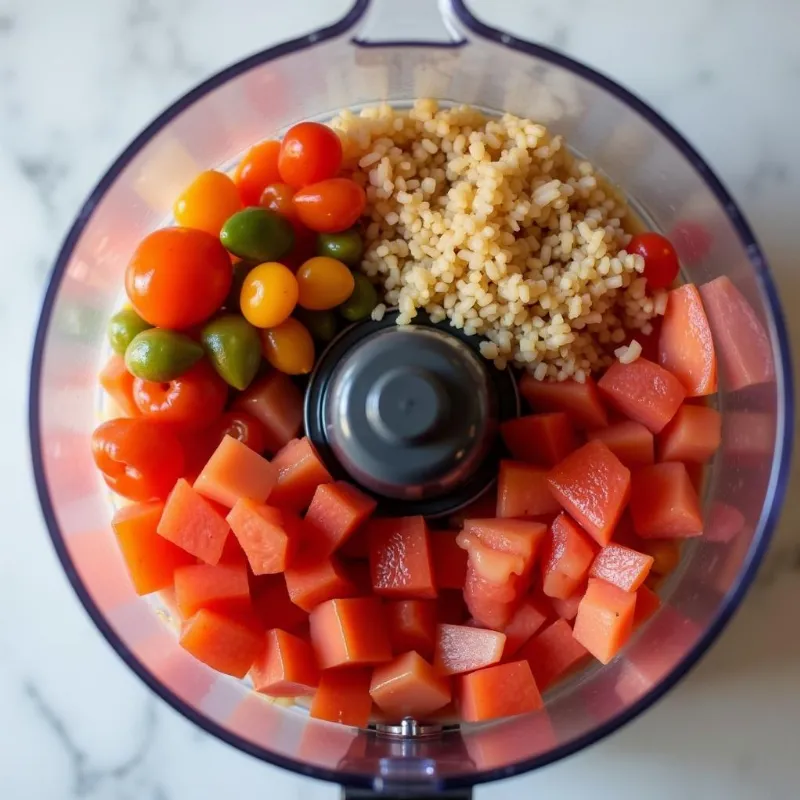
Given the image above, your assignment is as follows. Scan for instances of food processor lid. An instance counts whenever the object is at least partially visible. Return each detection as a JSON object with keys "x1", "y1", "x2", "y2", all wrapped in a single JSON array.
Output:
[{"x1": 305, "y1": 310, "x2": 519, "y2": 517}]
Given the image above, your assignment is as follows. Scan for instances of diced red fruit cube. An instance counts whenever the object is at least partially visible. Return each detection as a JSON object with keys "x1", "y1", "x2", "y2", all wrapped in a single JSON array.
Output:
[
  {"x1": 179, "y1": 608, "x2": 263, "y2": 678},
  {"x1": 633, "y1": 583, "x2": 661, "y2": 628},
  {"x1": 549, "y1": 589, "x2": 584, "y2": 622},
  {"x1": 458, "y1": 660, "x2": 543, "y2": 723},
  {"x1": 226, "y1": 499, "x2": 301, "y2": 575},
  {"x1": 587, "y1": 421, "x2": 654, "y2": 468},
  {"x1": 630, "y1": 462, "x2": 703, "y2": 538},
  {"x1": 267, "y1": 437, "x2": 333, "y2": 512},
  {"x1": 303, "y1": 481, "x2": 377, "y2": 558},
  {"x1": 367, "y1": 516, "x2": 437, "y2": 599},
  {"x1": 457, "y1": 518, "x2": 546, "y2": 584},
  {"x1": 500, "y1": 412, "x2": 578, "y2": 467},
  {"x1": 284, "y1": 555, "x2": 357, "y2": 612},
  {"x1": 497, "y1": 460, "x2": 562, "y2": 518},
  {"x1": 370, "y1": 651, "x2": 452, "y2": 720},
  {"x1": 547, "y1": 440, "x2": 631, "y2": 546},
  {"x1": 589, "y1": 543, "x2": 654, "y2": 592},
  {"x1": 173, "y1": 561, "x2": 251, "y2": 619},
  {"x1": 249, "y1": 573, "x2": 309, "y2": 632},
  {"x1": 657, "y1": 404, "x2": 721, "y2": 463},
  {"x1": 433, "y1": 623, "x2": 507, "y2": 676},
  {"x1": 386, "y1": 600, "x2": 438, "y2": 660},
  {"x1": 540, "y1": 512, "x2": 597, "y2": 600},
  {"x1": 501, "y1": 594, "x2": 550, "y2": 657},
  {"x1": 251, "y1": 628, "x2": 320, "y2": 697},
  {"x1": 463, "y1": 565, "x2": 524, "y2": 629},
  {"x1": 429, "y1": 531, "x2": 468, "y2": 590},
  {"x1": 310, "y1": 668, "x2": 373, "y2": 727},
  {"x1": 598, "y1": 358, "x2": 686, "y2": 434},
  {"x1": 519, "y1": 618, "x2": 588, "y2": 691},
  {"x1": 573, "y1": 578, "x2": 637, "y2": 664},
  {"x1": 518, "y1": 374, "x2": 608, "y2": 430},
  {"x1": 436, "y1": 590, "x2": 469, "y2": 625}
]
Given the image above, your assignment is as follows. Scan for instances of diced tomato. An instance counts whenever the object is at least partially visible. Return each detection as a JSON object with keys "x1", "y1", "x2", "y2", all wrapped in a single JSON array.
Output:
[
  {"x1": 458, "y1": 661, "x2": 543, "y2": 723},
  {"x1": 630, "y1": 462, "x2": 703, "y2": 538},
  {"x1": 370, "y1": 652, "x2": 451, "y2": 720},
  {"x1": 173, "y1": 561, "x2": 251, "y2": 619},
  {"x1": 519, "y1": 618, "x2": 588, "y2": 691},
  {"x1": 193, "y1": 435, "x2": 277, "y2": 509},
  {"x1": 657, "y1": 404, "x2": 721, "y2": 464},
  {"x1": 658, "y1": 283, "x2": 717, "y2": 396},
  {"x1": 639, "y1": 539, "x2": 681, "y2": 575},
  {"x1": 433, "y1": 623, "x2": 506, "y2": 676},
  {"x1": 111, "y1": 501, "x2": 194, "y2": 595},
  {"x1": 386, "y1": 600, "x2": 438, "y2": 660},
  {"x1": 500, "y1": 413, "x2": 577, "y2": 467},
  {"x1": 157, "y1": 478, "x2": 231, "y2": 565},
  {"x1": 99, "y1": 354, "x2": 139, "y2": 417},
  {"x1": 226, "y1": 500, "x2": 301, "y2": 575},
  {"x1": 368, "y1": 516, "x2": 436, "y2": 599},
  {"x1": 304, "y1": 481, "x2": 377, "y2": 557},
  {"x1": 633, "y1": 584, "x2": 661, "y2": 628},
  {"x1": 699, "y1": 276, "x2": 774, "y2": 391},
  {"x1": 589, "y1": 543, "x2": 654, "y2": 592},
  {"x1": 539, "y1": 512, "x2": 597, "y2": 600},
  {"x1": 587, "y1": 421, "x2": 654, "y2": 468},
  {"x1": 519, "y1": 375, "x2": 608, "y2": 429},
  {"x1": 502, "y1": 594, "x2": 550, "y2": 657},
  {"x1": 310, "y1": 668, "x2": 373, "y2": 727},
  {"x1": 547, "y1": 440, "x2": 631, "y2": 546},
  {"x1": 251, "y1": 628, "x2": 319, "y2": 697},
  {"x1": 232, "y1": 372, "x2": 303, "y2": 455},
  {"x1": 436, "y1": 590, "x2": 469, "y2": 625},
  {"x1": 550, "y1": 588, "x2": 584, "y2": 622},
  {"x1": 429, "y1": 531, "x2": 468, "y2": 590},
  {"x1": 179, "y1": 608, "x2": 263, "y2": 678},
  {"x1": 497, "y1": 461, "x2": 562, "y2": 518},
  {"x1": 284, "y1": 555, "x2": 356, "y2": 611},
  {"x1": 249, "y1": 574, "x2": 308, "y2": 632},
  {"x1": 598, "y1": 358, "x2": 686, "y2": 434},
  {"x1": 573, "y1": 578, "x2": 637, "y2": 664},
  {"x1": 267, "y1": 437, "x2": 333, "y2": 512},
  {"x1": 447, "y1": 487, "x2": 499, "y2": 530},
  {"x1": 309, "y1": 597, "x2": 391, "y2": 669}
]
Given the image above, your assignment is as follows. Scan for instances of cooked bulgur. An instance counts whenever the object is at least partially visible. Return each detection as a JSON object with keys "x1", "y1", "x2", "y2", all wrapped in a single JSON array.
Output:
[{"x1": 330, "y1": 100, "x2": 664, "y2": 382}]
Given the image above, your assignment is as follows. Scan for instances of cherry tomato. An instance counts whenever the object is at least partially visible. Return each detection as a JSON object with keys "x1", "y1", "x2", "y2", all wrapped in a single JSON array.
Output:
[
  {"x1": 91, "y1": 418, "x2": 184, "y2": 501},
  {"x1": 260, "y1": 182, "x2": 299, "y2": 221},
  {"x1": 293, "y1": 178, "x2": 366, "y2": 233},
  {"x1": 261, "y1": 317, "x2": 315, "y2": 375},
  {"x1": 211, "y1": 411, "x2": 269, "y2": 453},
  {"x1": 234, "y1": 140, "x2": 281, "y2": 206},
  {"x1": 628, "y1": 232, "x2": 680, "y2": 291},
  {"x1": 278, "y1": 122, "x2": 342, "y2": 188},
  {"x1": 260, "y1": 182, "x2": 315, "y2": 268},
  {"x1": 240, "y1": 262, "x2": 299, "y2": 328},
  {"x1": 295, "y1": 257, "x2": 355, "y2": 310},
  {"x1": 125, "y1": 228, "x2": 232, "y2": 329},
  {"x1": 133, "y1": 360, "x2": 228, "y2": 430},
  {"x1": 173, "y1": 170, "x2": 242, "y2": 236}
]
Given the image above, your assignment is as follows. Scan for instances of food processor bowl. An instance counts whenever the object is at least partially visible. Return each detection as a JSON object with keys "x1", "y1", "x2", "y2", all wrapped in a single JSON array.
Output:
[{"x1": 29, "y1": 0, "x2": 793, "y2": 795}]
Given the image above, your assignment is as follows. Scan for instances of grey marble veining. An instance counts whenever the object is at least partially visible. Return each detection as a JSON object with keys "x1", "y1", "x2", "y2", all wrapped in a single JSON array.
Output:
[{"x1": 1, "y1": 1, "x2": 799, "y2": 798}]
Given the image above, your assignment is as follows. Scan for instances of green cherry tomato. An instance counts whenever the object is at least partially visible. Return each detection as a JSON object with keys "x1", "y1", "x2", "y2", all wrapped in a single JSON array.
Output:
[
  {"x1": 220, "y1": 208, "x2": 294, "y2": 263},
  {"x1": 201, "y1": 314, "x2": 262, "y2": 391},
  {"x1": 316, "y1": 229, "x2": 364, "y2": 266},
  {"x1": 293, "y1": 307, "x2": 339, "y2": 343},
  {"x1": 108, "y1": 308, "x2": 152, "y2": 355},
  {"x1": 125, "y1": 329, "x2": 204, "y2": 382},
  {"x1": 339, "y1": 273, "x2": 379, "y2": 322}
]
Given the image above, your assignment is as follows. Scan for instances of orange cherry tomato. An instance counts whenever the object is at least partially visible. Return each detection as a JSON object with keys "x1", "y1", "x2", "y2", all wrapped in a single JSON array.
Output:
[
  {"x1": 133, "y1": 361, "x2": 228, "y2": 430},
  {"x1": 92, "y1": 418, "x2": 184, "y2": 501},
  {"x1": 234, "y1": 140, "x2": 282, "y2": 206},
  {"x1": 211, "y1": 411, "x2": 269, "y2": 453},
  {"x1": 125, "y1": 228, "x2": 232, "y2": 329},
  {"x1": 173, "y1": 170, "x2": 242, "y2": 236},
  {"x1": 293, "y1": 178, "x2": 366, "y2": 233},
  {"x1": 260, "y1": 182, "x2": 299, "y2": 221},
  {"x1": 278, "y1": 122, "x2": 343, "y2": 189}
]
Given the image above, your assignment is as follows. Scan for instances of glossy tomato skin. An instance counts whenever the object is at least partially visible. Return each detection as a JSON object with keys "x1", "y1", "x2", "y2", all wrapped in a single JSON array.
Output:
[
  {"x1": 125, "y1": 228, "x2": 232, "y2": 329},
  {"x1": 234, "y1": 140, "x2": 282, "y2": 206},
  {"x1": 260, "y1": 183, "x2": 299, "y2": 221},
  {"x1": 92, "y1": 418, "x2": 184, "y2": 501},
  {"x1": 133, "y1": 360, "x2": 228, "y2": 430},
  {"x1": 293, "y1": 178, "x2": 366, "y2": 233},
  {"x1": 278, "y1": 122, "x2": 343, "y2": 188},
  {"x1": 628, "y1": 232, "x2": 680, "y2": 291},
  {"x1": 211, "y1": 411, "x2": 269, "y2": 453}
]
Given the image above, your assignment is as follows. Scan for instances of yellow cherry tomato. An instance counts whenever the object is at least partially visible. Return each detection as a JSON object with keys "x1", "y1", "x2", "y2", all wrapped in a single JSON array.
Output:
[
  {"x1": 261, "y1": 317, "x2": 315, "y2": 375},
  {"x1": 173, "y1": 170, "x2": 243, "y2": 236},
  {"x1": 296, "y1": 256, "x2": 355, "y2": 311},
  {"x1": 240, "y1": 262, "x2": 299, "y2": 328}
]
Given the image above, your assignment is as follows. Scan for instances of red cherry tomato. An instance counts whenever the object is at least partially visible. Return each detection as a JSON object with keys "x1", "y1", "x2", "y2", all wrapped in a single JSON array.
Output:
[
  {"x1": 125, "y1": 228, "x2": 232, "y2": 329},
  {"x1": 293, "y1": 178, "x2": 366, "y2": 233},
  {"x1": 133, "y1": 361, "x2": 228, "y2": 430},
  {"x1": 91, "y1": 418, "x2": 184, "y2": 501},
  {"x1": 211, "y1": 411, "x2": 269, "y2": 453},
  {"x1": 259, "y1": 182, "x2": 317, "y2": 268},
  {"x1": 278, "y1": 122, "x2": 343, "y2": 188},
  {"x1": 260, "y1": 182, "x2": 299, "y2": 221},
  {"x1": 234, "y1": 140, "x2": 282, "y2": 206},
  {"x1": 628, "y1": 232, "x2": 680, "y2": 291}
]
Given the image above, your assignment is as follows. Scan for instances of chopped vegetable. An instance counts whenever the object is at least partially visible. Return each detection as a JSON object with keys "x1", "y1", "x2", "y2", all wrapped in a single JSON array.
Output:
[
  {"x1": 458, "y1": 660, "x2": 543, "y2": 722},
  {"x1": 518, "y1": 375, "x2": 608, "y2": 430},
  {"x1": 304, "y1": 481, "x2": 377, "y2": 558},
  {"x1": 267, "y1": 437, "x2": 333, "y2": 511},
  {"x1": 589, "y1": 543, "x2": 654, "y2": 592},
  {"x1": 370, "y1": 651, "x2": 451, "y2": 719},
  {"x1": 458, "y1": 518, "x2": 546, "y2": 584},
  {"x1": 501, "y1": 593, "x2": 550, "y2": 657},
  {"x1": 519, "y1": 618, "x2": 588, "y2": 690},
  {"x1": 463, "y1": 565, "x2": 523, "y2": 629},
  {"x1": 261, "y1": 317, "x2": 315, "y2": 375},
  {"x1": 549, "y1": 589, "x2": 583, "y2": 622},
  {"x1": 497, "y1": 460, "x2": 562, "y2": 518},
  {"x1": 310, "y1": 668, "x2": 373, "y2": 727},
  {"x1": 540, "y1": 512, "x2": 597, "y2": 600},
  {"x1": 284, "y1": 555, "x2": 356, "y2": 612},
  {"x1": 368, "y1": 516, "x2": 436, "y2": 599},
  {"x1": 433, "y1": 623, "x2": 506, "y2": 676},
  {"x1": 657, "y1": 404, "x2": 721, "y2": 463},
  {"x1": 429, "y1": 531, "x2": 468, "y2": 590},
  {"x1": 500, "y1": 412, "x2": 578, "y2": 468},
  {"x1": 251, "y1": 628, "x2": 320, "y2": 697},
  {"x1": 249, "y1": 573, "x2": 308, "y2": 632},
  {"x1": 174, "y1": 170, "x2": 242, "y2": 236},
  {"x1": 630, "y1": 462, "x2": 703, "y2": 538},
  {"x1": 547, "y1": 440, "x2": 631, "y2": 546},
  {"x1": 226, "y1": 499, "x2": 300, "y2": 575},
  {"x1": 587, "y1": 421, "x2": 655, "y2": 468},
  {"x1": 386, "y1": 600, "x2": 437, "y2": 659},
  {"x1": 309, "y1": 596, "x2": 391, "y2": 668},
  {"x1": 173, "y1": 561, "x2": 251, "y2": 619},
  {"x1": 573, "y1": 578, "x2": 637, "y2": 664},
  {"x1": 179, "y1": 608, "x2": 263, "y2": 678}
]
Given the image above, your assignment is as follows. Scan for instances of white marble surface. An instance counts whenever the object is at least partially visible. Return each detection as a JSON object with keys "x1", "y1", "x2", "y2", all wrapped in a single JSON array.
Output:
[{"x1": 1, "y1": 1, "x2": 799, "y2": 798}]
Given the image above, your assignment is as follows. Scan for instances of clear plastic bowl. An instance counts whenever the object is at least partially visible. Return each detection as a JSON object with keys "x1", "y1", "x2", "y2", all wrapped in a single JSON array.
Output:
[{"x1": 29, "y1": 0, "x2": 793, "y2": 794}]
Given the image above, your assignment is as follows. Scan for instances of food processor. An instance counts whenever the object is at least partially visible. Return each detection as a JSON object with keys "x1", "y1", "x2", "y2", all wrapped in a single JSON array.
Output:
[{"x1": 29, "y1": 0, "x2": 793, "y2": 795}]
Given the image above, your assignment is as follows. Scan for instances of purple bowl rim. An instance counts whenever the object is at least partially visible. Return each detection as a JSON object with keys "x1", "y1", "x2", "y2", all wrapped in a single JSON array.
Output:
[{"x1": 28, "y1": 0, "x2": 794, "y2": 791}]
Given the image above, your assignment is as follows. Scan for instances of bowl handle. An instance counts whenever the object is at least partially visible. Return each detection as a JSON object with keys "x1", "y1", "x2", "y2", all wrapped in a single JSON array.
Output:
[{"x1": 352, "y1": 0, "x2": 468, "y2": 46}]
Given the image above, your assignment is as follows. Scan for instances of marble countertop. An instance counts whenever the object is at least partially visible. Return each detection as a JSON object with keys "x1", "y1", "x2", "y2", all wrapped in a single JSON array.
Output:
[{"x1": 2, "y1": 0, "x2": 799, "y2": 798}]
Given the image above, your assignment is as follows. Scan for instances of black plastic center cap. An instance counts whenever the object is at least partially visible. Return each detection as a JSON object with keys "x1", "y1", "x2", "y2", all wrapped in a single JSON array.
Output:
[{"x1": 368, "y1": 367, "x2": 448, "y2": 444}]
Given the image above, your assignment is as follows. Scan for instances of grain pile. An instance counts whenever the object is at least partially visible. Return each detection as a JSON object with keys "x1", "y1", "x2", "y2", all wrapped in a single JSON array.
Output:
[{"x1": 330, "y1": 100, "x2": 666, "y2": 381}]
